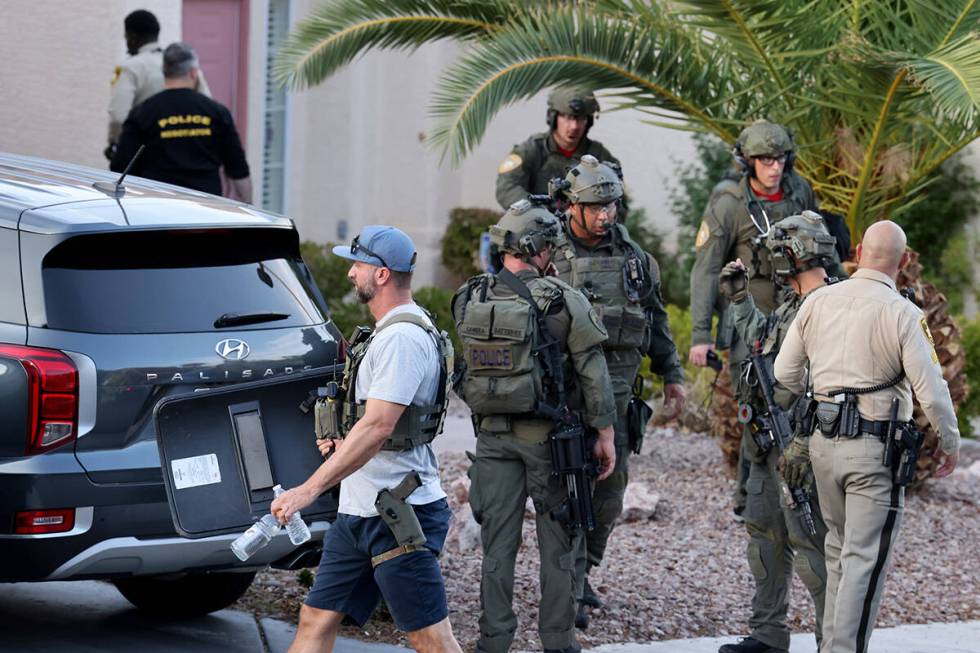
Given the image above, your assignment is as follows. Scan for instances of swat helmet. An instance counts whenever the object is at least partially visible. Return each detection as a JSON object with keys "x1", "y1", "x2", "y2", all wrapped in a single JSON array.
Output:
[
  {"x1": 490, "y1": 200, "x2": 561, "y2": 258},
  {"x1": 547, "y1": 87, "x2": 600, "y2": 130},
  {"x1": 766, "y1": 211, "x2": 837, "y2": 277},
  {"x1": 551, "y1": 155, "x2": 624, "y2": 205},
  {"x1": 734, "y1": 120, "x2": 796, "y2": 175}
]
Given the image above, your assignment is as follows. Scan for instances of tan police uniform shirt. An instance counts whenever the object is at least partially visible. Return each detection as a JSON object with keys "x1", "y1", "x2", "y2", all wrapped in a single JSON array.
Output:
[
  {"x1": 108, "y1": 42, "x2": 212, "y2": 145},
  {"x1": 774, "y1": 267, "x2": 960, "y2": 455}
]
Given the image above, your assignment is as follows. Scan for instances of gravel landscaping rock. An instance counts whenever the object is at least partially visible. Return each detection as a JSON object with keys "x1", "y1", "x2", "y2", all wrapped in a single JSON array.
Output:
[{"x1": 235, "y1": 430, "x2": 980, "y2": 649}]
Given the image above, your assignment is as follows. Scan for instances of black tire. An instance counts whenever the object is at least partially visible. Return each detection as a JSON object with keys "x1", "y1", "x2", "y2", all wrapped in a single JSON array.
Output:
[{"x1": 112, "y1": 571, "x2": 257, "y2": 617}]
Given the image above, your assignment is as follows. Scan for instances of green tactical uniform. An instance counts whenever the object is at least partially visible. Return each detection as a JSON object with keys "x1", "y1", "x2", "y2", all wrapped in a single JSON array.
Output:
[
  {"x1": 496, "y1": 87, "x2": 619, "y2": 210},
  {"x1": 719, "y1": 211, "x2": 839, "y2": 653},
  {"x1": 453, "y1": 203, "x2": 616, "y2": 653},
  {"x1": 549, "y1": 156, "x2": 683, "y2": 611},
  {"x1": 691, "y1": 171, "x2": 819, "y2": 341},
  {"x1": 553, "y1": 222, "x2": 683, "y2": 569},
  {"x1": 496, "y1": 133, "x2": 619, "y2": 209},
  {"x1": 730, "y1": 292, "x2": 828, "y2": 652},
  {"x1": 689, "y1": 121, "x2": 840, "y2": 524}
]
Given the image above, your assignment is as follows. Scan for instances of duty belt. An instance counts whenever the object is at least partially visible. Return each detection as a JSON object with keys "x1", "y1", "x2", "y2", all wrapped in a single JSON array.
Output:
[
  {"x1": 856, "y1": 418, "x2": 891, "y2": 439},
  {"x1": 816, "y1": 401, "x2": 891, "y2": 440}
]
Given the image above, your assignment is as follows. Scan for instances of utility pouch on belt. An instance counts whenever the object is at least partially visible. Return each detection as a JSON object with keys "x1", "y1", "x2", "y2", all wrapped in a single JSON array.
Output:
[
  {"x1": 839, "y1": 394, "x2": 860, "y2": 437},
  {"x1": 375, "y1": 472, "x2": 426, "y2": 548},
  {"x1": 794, "y1": 397, "x2": 818, "y2": 439},
  {"x1": 816, "y1": 401, "x2": 841, "y2": 437}
]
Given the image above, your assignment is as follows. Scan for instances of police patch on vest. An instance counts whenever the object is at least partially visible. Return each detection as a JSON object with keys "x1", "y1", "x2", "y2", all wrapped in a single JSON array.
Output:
[
  {"x1": 468, "y1": 345, "x2": 515, "y2": 370},
  {"x1": 498, "y1": 153, "x2": 522, "y2": 174},
  {"x1": 920, "y1": 316, "x2": 939, "y2": 364},
  {"x1": 695, "y1": 221, "x2": 711, "y2": 249}
]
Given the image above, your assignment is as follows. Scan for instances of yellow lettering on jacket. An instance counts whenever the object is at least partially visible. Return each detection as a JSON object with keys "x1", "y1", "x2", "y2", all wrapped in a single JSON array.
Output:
[
  {"x1": 158, "y1": 115, "x2": 212, "y2": 129},
  {"x1": 160, "y1": 128, "x2": 213, "y2": 139}
]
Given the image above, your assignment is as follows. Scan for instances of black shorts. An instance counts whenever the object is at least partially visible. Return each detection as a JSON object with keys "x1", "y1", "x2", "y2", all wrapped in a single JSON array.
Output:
[{"x1": 304, "y1": 498, "x2": 451, "y2": 632}]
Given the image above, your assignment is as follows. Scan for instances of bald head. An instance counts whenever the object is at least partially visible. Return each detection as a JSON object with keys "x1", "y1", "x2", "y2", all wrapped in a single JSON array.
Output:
[{"x1": 857, "y1": 220, "x2": 908, "y2": 279}]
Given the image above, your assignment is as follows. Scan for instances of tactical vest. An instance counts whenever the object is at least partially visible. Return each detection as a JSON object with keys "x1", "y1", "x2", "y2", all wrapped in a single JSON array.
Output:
[
  {"x1": 720, "y1": 176, "x2": 815, "y2": 314},
  {"x1": 315, "y1": 311, "x2": 453, "y2": 451},
  {"x1": 457, "y1": 274, "x2": 565, "y2": 416},
  {"x1": 552, "y1": 223, "x2": 652, "y2": 352},
  {"x1": 521, "y1": 133, "x2": 613, "y2": 195}
]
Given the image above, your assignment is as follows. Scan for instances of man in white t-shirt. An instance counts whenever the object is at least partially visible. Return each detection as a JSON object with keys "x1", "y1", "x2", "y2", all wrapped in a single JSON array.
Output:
[{"x1": 272, "y1": 225, "x2": 462, "y2": 653}]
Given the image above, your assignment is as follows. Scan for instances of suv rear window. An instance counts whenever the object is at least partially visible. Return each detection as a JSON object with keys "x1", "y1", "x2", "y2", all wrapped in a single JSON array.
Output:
[{"x1": 42, "y1": 228, "x2": 326, "y2": 334}]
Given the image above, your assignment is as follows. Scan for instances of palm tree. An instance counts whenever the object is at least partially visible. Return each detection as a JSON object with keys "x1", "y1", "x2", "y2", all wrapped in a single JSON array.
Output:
[{"x1": 276, "y1": 0, "x2": 978, "y2": 480}]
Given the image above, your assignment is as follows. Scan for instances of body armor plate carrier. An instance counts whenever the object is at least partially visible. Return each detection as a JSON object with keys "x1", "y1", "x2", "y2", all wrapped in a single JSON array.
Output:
[
  {"x1": 314, "y1": 311, "x2": 453, "y2": 451},
  {"x1": 554, "y1": 223, "x2": 652, "y2": 351}
]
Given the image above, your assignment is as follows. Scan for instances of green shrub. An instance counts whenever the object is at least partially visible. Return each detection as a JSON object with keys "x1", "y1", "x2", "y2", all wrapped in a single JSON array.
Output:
[
  {"x1": 300, "y1": 240, "x2": 370, "y2": 337},
  {"x1": 300, "y1": 240, "x2": 353, "y2": 304},
  {"x1": 414, "y1": 286, "x2": 460, "y2": 353},
  {"x1": 441, "y1": 207, "x2": 501, "y2": 284},
  {"x1": 958, "y1": 314, "x2": 980, "y2": 439}
]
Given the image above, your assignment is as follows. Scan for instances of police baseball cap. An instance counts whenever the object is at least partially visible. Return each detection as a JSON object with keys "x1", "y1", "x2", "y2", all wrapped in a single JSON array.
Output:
[{"x1": 332, "y1": 225, "x2": 417, "y2": 272}]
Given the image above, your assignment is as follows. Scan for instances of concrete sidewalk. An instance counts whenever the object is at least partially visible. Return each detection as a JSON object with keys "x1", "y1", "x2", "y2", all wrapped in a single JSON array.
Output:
[
  {"x1": 576, "y1": 621, "x2": 980, "y2": 653},
  {"x1": 261, "y1": 621, "x2": 980, "y2": 653}
]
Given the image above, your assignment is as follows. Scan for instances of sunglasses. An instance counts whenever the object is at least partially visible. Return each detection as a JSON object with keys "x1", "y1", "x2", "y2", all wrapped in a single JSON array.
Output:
[{"x1": 350, "y1": 235, "x2": 389, "y2": 269}]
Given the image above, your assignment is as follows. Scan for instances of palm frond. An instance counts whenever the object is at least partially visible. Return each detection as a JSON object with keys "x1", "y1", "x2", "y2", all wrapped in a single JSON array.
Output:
[
  {"x1": 274, "y1": 0, "x2": 524, "y2": 89},
  {"x1": 900, "y1": 35, "x2": 980, "y2": 125},
  {"x1": 427, "y1": 8, "x2": 749, "y2": 163}
]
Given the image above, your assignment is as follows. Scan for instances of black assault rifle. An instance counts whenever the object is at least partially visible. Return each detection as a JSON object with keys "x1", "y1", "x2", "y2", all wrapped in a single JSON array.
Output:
[
  {"x1": 742, "y1": 342, "x2": 818, "y2": 537},
  {"x1": 497, "y1": 267, "x2": 596, "y2": 532}
]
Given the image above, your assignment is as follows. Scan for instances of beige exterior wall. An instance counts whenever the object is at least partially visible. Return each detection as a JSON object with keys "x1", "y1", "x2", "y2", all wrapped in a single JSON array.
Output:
[{"x1": 0, "y1": 0, "x2": 182, "y2": 170}]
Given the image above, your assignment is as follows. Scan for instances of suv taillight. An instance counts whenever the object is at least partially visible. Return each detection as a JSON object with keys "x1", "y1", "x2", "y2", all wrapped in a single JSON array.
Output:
[
  {"x1": 14, "y1": 509, "x2": 75, "y2": 535},
  {"x1": 0, "y1": 345, "x2": 79, "y2": 454}
]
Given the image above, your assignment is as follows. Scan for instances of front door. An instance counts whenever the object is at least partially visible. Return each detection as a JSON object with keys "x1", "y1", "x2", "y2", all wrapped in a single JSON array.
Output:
[{"x1": 182, "y1": 0, "x2": 250, "y2": 196}]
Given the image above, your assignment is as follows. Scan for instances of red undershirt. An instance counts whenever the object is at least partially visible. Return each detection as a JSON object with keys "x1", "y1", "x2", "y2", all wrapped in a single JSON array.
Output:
[
  {"x1": 751, "y1": 186, "x2": 783, "y2": 202},
  {"x1": 556, "y1": 145, "x2": 577, "y2": 158}
]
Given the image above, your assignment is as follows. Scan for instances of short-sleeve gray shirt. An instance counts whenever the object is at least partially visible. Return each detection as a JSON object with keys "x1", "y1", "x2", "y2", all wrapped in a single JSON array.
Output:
[{"x1": 338, "y1": 303, "x2": 447, "y2": 517}]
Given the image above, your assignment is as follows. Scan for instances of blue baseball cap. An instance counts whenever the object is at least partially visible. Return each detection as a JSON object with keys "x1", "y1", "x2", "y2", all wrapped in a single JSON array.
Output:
[{"x1": 332, "y1": 225, "x2": 417, "y2": 272}]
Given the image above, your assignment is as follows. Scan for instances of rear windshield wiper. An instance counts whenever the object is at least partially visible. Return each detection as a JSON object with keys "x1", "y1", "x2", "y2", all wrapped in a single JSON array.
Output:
[{"x1": 214, "y1": 312, "x2": 290, "y2": 329}]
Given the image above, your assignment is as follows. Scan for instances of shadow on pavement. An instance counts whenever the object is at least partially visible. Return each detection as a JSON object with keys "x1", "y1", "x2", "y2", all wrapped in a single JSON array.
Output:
[{"x1": 0, "y1": 580, "x2": 264, "y2": 652}]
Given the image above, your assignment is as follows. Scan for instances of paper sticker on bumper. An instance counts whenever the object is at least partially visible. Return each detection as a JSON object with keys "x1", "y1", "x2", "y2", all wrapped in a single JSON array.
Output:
[{"x1": 171, "y1": 453, "x2": 222, "y2": 490}]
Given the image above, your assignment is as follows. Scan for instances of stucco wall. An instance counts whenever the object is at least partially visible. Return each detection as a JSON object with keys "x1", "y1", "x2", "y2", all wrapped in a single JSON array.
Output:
[{"x1": 0, "y1": 0, "x2": 182, "y2": 170}]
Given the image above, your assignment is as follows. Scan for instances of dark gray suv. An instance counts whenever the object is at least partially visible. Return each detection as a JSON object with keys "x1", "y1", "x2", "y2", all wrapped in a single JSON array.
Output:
[{"x1": 0, "y1": 153, "x2": 342, "y2": 616}]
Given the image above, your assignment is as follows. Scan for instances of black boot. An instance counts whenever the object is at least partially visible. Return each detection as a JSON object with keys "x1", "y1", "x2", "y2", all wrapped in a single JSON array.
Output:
[
  {"x1": 574, "y1": 601, "x2": 589, "y2": 630},
  {"x1": 544, "y1": 643, "x2": 582, "y2": 653},
  {"x1": 718, "y1": 637, "x2": 787, "y2": 653},
  {"x1": 581, "y1": 577, "x2": 603, "y2": 608}
]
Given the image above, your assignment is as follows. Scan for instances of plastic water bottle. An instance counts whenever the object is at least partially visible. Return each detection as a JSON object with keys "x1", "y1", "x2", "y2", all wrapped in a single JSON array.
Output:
[
  {"x1": 230, "y1": 513, "x2": 281, "y2": 561},
  {"x1": 274, "y1": 484, "x2": 312, "y2": 546}
]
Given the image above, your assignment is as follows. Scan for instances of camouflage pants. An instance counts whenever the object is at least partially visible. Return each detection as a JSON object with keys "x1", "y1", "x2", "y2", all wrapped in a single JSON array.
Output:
[
  {"x1": 469, "y1": 428, "x2": 580, "y2": 653},
  {"x1": 743, "y1": 445, "x2": 828, "y2": 651}
]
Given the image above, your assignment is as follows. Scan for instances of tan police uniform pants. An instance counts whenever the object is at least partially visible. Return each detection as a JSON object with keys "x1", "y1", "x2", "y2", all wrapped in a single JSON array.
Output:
[{"x1": 810, "y1": 432, "x2": 904, "y2": 653}]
